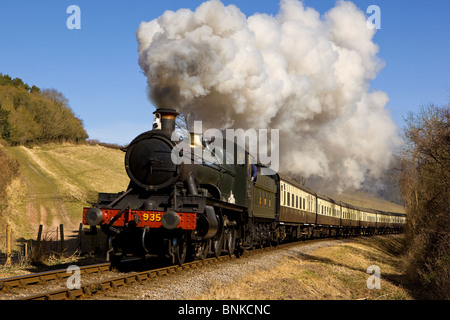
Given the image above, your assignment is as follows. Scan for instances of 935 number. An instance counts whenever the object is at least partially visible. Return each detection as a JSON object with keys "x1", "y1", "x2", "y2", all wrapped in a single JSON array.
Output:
[{"x1": 142, "y1": 212, "x2": 162, "y2": 222}]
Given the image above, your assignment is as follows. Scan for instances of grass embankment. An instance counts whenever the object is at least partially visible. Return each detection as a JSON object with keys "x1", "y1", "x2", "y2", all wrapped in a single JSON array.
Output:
[
  {"x1": 1, "y1": 143, "x2": 128, "y2": 237},
  {"x1": 199, "y1": 236, "x2": 412, "y2": 300}
]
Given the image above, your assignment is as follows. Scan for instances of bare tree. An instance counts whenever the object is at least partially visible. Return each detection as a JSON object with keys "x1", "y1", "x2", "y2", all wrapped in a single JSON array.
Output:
[{"x1": 399, "y1": 103, "x2": 450, "y2": 299}]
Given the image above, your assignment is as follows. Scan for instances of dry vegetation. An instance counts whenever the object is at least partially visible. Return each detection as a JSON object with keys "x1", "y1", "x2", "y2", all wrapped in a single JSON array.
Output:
[
  {"x1": 196, "y1": 236, "x2": 411, "y2": 300},
  {"x1": 0, "y1": 143, "x2": 129, "y2": 237},
  {"x1": 399, "y1": 103, "x2": 450, "y2": 300},
  {"x1": 0, "y1": 147, "x2": 19, "y2": 209}
]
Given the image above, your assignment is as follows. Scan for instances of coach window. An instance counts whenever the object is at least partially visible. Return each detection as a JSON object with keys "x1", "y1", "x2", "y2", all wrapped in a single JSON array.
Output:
[
  {"x1": 292, "y1": 194, "x2": 295, "y2": 208},
  {"x1": 287, "y1": 192, "x2": 290, "y2": 206}
]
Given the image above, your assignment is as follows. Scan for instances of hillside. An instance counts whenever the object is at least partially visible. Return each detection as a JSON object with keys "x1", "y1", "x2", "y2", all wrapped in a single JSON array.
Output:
[{"x1": 1, "y1": 143, "x2": 129, "y2": 238}]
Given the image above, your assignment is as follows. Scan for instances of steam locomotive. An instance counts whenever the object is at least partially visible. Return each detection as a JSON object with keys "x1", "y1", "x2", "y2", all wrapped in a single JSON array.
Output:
[{"x1": 83, "y1": 108, "x2": 406, "y2": 265}]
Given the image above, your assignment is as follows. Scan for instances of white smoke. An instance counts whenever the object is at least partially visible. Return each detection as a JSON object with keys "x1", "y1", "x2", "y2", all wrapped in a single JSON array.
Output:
[{"x1": 136, "y1": 0, "x2": 400, "y2": 191}]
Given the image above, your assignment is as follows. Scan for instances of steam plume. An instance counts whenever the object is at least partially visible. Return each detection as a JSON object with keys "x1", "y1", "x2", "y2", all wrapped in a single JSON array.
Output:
[{"x1": 137, "y1": 0, "x2": 400, "y2": 191}]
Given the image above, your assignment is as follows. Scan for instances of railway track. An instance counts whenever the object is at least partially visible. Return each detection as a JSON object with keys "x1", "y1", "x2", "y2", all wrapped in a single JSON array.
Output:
[
  {"x1": 1, "y1": 237, "x2": 329, "y2": 300},
  {"x1": 23, "y1": 256, "x2": 234, "y2": 300},
  {"x1": 0, "y1": 263, "x2": 110, "y2": 290},
  {"x1": 0, "y1": 262, "x2": 113, "y2": 300}
]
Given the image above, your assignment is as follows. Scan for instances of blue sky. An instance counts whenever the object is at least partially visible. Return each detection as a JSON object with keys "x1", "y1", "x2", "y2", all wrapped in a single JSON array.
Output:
[{"x1": 1, "y1": 0, "x2": 449, "y2": 145}]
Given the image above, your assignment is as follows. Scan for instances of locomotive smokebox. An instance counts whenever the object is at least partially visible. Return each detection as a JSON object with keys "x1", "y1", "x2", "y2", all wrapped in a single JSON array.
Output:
[
  {"x1": 153, "y1": 108, "x2": 179, "y2": 133},
  {"x1": 125, "y1": 108, "x2": 182, "y2": 191}
]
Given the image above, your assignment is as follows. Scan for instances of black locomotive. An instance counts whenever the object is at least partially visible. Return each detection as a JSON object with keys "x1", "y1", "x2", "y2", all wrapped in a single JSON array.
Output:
[{"x1": 83, "y1": 108, "x2": 406, "y2": 265}]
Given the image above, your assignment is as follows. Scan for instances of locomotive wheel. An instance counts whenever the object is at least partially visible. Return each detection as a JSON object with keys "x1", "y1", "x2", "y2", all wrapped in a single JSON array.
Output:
[
  {"x1": 224, "y1": 228, "x2": 237, "y2": 257},
  {"x1": 212, "y1": 226, "x2": 224, "y2": 258},
  {"x1": 198, "y1": 239, "x2": 211, "y2": 260},
  {"x1": 173, "y1": 232, "x2": 188, "y2": 265}
]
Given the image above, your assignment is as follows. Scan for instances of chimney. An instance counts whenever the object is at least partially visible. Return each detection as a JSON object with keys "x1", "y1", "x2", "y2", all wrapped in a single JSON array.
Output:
[{"x1": 153, "y1": 108, "x2": 179, "y2": 133}]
